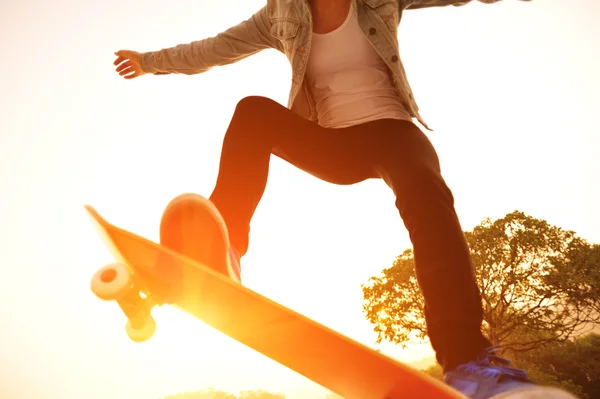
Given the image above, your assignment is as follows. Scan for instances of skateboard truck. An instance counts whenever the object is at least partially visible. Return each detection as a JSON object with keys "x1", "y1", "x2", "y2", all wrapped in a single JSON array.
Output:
[{"x1": 91, "y1": 262, "x2": 157, "y2": 342}]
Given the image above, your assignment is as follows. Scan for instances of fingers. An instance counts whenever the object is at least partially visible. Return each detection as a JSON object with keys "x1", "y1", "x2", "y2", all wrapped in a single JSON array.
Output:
[
  {"x1": 113, "y1": 50, "x2": 144, "y2": 79},
  {"x1": 115, "y1": 60, "x2": 134, "y2": 76},
  {"x1": 113, "y1": 50, "x2": 139, "y2": 66},
  {"x1": 119, "y1": 65, "x2": 134, "y2": 76},
  {"x1": 114, "y1": 49, "x2": 132, "y2": 60},
  {"x1": 118, "y1": 64, "x2": 142, "y2": 79},
  {"x1": 115, "y1": 60, "x2": 131, "y2": 73},
  {"x1": 124, "y1": 71, "x2": 143, "y2": 80},
  {"x1": 113, "y1": 50, "x2": 132, "y2": 65}
]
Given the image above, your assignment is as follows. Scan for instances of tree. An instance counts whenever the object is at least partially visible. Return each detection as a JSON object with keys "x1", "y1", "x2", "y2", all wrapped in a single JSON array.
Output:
[
  {"x1": 508, "y1": 332, "x2": 600, "y2": 399},
  {"x1": 238, "y1": 390, "x2": 285, "y2": 399},
  {"x1": 361, "y1": 211, "x2": 600, "y2": 352},
  {"x1": 545, "y1": 333, "x2": 600, "y2": 399}
]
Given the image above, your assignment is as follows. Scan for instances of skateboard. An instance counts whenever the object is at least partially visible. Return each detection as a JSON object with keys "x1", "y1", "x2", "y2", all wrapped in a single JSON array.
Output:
[{"x1": 85, "y1": 200, "x2": 464, "y2": 399}]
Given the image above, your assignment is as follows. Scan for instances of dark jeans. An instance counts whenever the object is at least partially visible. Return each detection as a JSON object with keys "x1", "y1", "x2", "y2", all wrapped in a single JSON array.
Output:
[{"x1": 208, "y1": 95, "x2": 492, "y2": 372}]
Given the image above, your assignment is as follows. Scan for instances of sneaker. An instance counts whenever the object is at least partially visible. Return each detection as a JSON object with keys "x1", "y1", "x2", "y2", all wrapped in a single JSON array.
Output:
[
  {"x1": 443, "y1": 345, "x2": 578, "y2": 398},
  {"x1": 160, "y1": 193, "x2": 242, "y2": 283}
]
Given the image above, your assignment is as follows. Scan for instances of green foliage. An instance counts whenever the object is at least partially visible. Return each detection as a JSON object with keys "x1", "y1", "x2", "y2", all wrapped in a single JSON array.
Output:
[
  {"x1": 508, "y1": 332, "x2": 600, "y2": 399},
  {"x1": 361, "y1": 211, "x2": 600, "y2": 352},
  {"x1": 360, "y1": 248, "x2": 427, "y2": 347},
  {"x1": 237, "y1": 390, "x2": 285, "y2": 399}
]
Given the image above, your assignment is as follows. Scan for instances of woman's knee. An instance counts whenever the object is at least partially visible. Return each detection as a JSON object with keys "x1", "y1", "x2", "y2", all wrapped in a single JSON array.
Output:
[
  {"x1": 234, "y1": 95, "x2": 279, "y2": 118},
  {"x1": 227, "y1": 96, "x2": 284, "y2": 145}
]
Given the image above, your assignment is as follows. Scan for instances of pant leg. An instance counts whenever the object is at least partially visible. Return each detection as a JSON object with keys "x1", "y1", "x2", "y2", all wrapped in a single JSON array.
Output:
[
  {"x1": 367, "y1": 119, "x2": 492, "y2": 373},
  {"x1": 210, "y1": 97, "x2": 490, "y2": 371},
  {"x1": 209, "y1": 95, "x2": 377, "y2": 255}
]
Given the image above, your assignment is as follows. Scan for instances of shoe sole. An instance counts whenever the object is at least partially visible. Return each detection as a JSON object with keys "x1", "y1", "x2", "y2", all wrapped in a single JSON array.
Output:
[{"x1": 160, "y1": 193, "x2": 239, "y2": 281}]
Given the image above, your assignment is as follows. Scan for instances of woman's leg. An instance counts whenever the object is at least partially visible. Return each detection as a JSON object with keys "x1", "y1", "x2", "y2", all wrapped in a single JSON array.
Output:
[
  {"x1": 208, "y1": 95, "x2": 377, "y2": 255},
  {"x1": 364, "y1": 119, "x2": 492, "y2": 373},
  {"x1": 162, "y1": 95, "x2": 490, "y2": 373}
]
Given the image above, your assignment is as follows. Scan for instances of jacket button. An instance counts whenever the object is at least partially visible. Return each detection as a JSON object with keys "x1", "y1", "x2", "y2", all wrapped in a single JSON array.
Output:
[
  {"x1": 391, "y1": 55, "x2": 398, "y2": 62},
  {"x1": 369, "y1": 27, "x2": 376, "y2": 35}
]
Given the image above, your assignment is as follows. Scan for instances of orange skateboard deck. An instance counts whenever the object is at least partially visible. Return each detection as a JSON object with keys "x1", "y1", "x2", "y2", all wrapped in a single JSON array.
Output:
[{"x1": 85, "y1": 202, "x2": 466, "y2": 399}]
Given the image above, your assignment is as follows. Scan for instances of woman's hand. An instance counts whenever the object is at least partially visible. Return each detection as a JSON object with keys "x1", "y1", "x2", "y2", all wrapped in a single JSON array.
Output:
[{"x1": 113, "y1": 50, "x2": 147, "y2": 80}]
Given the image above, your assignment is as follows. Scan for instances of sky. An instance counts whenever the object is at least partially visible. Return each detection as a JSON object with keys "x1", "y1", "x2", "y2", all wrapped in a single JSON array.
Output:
[{"x1": 1, "y1": 0, "x2": 599, "y2": 398}]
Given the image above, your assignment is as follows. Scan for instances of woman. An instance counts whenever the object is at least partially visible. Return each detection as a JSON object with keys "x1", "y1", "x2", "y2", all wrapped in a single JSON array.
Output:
[{"x1": 112, "y1": 0, "x2": 565, "y2": 398}]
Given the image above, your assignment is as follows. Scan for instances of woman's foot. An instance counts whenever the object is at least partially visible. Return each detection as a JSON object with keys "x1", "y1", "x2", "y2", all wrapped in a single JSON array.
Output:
[
  {"x1": 443, "y1": 346, "x2": 577, "y2": 398},
  {"x1": 160, "y1": 193, "x2": 241, "y2": 282}
]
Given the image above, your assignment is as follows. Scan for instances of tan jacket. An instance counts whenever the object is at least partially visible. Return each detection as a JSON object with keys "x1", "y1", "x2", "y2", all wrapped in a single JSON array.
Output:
[{"x1": 140, "y1": 0, "x2": 528, "y2": 130}]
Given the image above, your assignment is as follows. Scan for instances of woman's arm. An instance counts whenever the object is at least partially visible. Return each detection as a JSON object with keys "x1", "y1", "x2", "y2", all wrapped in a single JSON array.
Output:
[
  {"x1": 140, "y1": 6, "x2": 280, "y2": 75},
  {"x1": 401, "y1": 0, "x2": 531, "y2": 10}
]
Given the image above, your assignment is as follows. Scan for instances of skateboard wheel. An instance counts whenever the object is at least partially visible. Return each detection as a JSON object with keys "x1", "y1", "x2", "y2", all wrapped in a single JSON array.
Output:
[
  {"x1": 125, "y1": 315, "x2": 156, "y2": 343},
  {"x1": 91, "y1": 262, "x2": 132, "y2": 300}
]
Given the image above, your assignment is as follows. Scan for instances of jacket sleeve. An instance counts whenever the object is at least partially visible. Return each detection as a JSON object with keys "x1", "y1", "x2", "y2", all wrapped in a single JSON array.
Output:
[
  {"x1": 401, "y1": 0, "x2": 531, "y2": 10},
  {"x1": 140, "y1": 6, "x2": 280, "y2": 75}
]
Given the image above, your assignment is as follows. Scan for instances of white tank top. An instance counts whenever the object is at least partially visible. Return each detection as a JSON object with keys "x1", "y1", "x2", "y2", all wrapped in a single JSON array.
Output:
[{"x1": 306, "y1": 3, "x2": 413, "y2": 129}]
